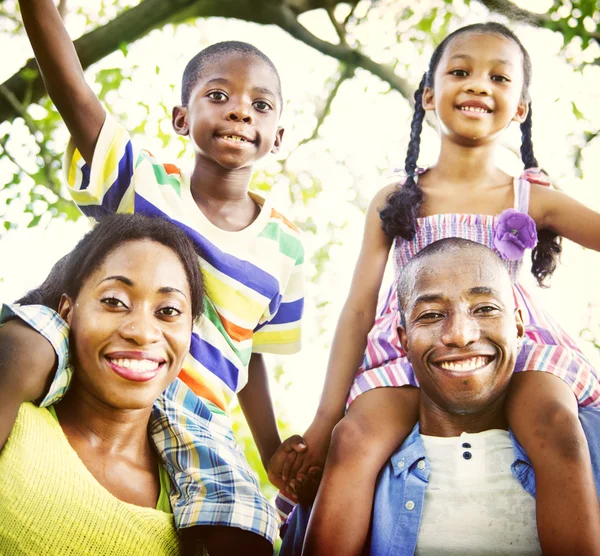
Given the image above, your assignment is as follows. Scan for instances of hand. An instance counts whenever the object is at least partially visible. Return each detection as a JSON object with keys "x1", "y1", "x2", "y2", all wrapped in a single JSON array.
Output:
[
  {"x1": 289, "y1": 466, "x2": 323, "y2": 506},
  {"x1": 267, "y1": 434, "x2": 307, "y2": 494}
]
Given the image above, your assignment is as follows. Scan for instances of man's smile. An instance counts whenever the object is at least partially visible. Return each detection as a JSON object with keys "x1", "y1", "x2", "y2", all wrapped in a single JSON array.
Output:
[{"x1": 431, "y1": 353, "x2": 495, "y2": 373}]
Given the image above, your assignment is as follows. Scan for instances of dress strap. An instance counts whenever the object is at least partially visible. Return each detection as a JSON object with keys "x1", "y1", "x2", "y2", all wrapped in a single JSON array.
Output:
[{"x1": 514, "y1": 176, "x2": 531, "y2": 214}]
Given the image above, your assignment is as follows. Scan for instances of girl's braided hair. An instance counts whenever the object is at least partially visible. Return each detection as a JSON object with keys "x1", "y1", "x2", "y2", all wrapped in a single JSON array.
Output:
[{"x1": 379, "y1": 22, "x2": 561, "y2": 286}]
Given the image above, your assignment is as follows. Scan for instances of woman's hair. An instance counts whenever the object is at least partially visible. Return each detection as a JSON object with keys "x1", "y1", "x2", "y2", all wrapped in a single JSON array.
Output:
[
  {"x1": 379, "y1": 22, "x2": 561, "y2": 286},
  {"x1": 17, "y1": 214, "x2": 205, "y2": 320}
]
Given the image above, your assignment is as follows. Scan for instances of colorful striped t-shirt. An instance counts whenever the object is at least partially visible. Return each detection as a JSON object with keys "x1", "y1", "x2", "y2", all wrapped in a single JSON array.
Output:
[{"x1": 64, "y1": 113, "x2": 304, "y2": 410}]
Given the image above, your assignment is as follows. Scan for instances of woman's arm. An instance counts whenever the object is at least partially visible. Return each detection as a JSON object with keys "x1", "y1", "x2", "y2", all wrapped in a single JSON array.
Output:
[
  {"x1": 19, "y1": 0, "x2": 105, "y2": 164},
  {"x1": 0, "y1": 320, "x2": 57, "y2": 450}
]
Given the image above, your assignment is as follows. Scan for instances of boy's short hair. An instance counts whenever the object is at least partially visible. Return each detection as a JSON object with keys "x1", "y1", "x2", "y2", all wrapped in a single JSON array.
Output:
[{"x1": 181, "y1": 41, "x2": 282, "y2": 107}]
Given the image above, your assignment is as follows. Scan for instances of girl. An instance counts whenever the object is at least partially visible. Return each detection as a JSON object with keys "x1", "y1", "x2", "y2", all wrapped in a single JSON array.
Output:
[{"x1": 289, "y1": 23, "x2": 600, "y2": 555}]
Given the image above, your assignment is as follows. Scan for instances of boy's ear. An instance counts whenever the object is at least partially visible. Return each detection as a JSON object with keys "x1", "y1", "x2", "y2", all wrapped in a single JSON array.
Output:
[
  {"x1": 512, "y1": 100, "x2": 528, "y2": 124},
  {"x1": 172, "y1": 106, "x2": 189, "y2": 136},
  {"x1": 271, "y1": 126, "x2": 284, "y2": 154},
  {"x1": 57, "y1": 294, "x2": 74, "y2": 326},
  {"x1": 422, "y1": 86, "x2": 436, "y2": 112}
]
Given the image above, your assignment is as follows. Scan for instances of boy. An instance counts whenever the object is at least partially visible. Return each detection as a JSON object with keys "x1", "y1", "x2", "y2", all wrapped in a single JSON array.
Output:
[{"x1": 2, "y1": 0, "x2": 306, "y2": 552}]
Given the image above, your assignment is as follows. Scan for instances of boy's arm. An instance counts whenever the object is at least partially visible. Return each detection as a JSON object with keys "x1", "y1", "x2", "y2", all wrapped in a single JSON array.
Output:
[
  {"x1": 237, "y1": 353, "x2": 282, "y2": 470},
  {"x1": 0, "y1": 319, "x2": 57, "y2": 450},
  {"x1": 19, "y1": 0, "x2": 105, "y2": 164}
]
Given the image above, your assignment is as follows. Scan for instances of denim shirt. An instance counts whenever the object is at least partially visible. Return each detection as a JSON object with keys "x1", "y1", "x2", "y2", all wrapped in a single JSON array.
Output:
[{"x1": 280, "y1": 409, "x2": 600, "y2": 556}]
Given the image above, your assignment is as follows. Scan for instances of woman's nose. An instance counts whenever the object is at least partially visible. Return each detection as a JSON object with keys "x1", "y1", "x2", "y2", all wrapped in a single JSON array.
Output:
[{"x1": 119, "y1": 313, "x2": 161, "y2": 345}]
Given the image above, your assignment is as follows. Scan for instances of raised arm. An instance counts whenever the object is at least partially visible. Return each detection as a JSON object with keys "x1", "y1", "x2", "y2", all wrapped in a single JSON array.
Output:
[
  {"x1": 530, "y1": 183, "x2": 600, "y2": 251},
  {"x1": 19, "y1": 0, "x2": 105, "y2": 164},
  {"x1": 0, "y1": 320, "x2": 57, "y2": 450}
]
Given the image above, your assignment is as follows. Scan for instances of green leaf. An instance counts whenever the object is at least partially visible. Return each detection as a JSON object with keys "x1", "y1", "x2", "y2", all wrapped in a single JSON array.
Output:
[{"x1": 571, "y1": 101, "x2": 585, "y2": 120}]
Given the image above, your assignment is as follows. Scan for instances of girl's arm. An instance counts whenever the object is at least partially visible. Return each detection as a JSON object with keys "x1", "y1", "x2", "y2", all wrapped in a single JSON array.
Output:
[
  {"x1": 299, "y1": 185, "x2": 396, "y2": 463},
  {"x1": 19, "y1": 0, "x2": 105, "y2": 164},
  {"x1": 0, "y1": 320, "x2": 57, "y2": 450},
  {"x1": 530, "y1": 184, "x2": 600, "y2": 250}
]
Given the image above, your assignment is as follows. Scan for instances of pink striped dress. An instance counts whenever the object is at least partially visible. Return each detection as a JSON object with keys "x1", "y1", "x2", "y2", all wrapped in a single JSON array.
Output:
[{"x1": 348, "y1": 171, "x2": 600, "y2": 408}]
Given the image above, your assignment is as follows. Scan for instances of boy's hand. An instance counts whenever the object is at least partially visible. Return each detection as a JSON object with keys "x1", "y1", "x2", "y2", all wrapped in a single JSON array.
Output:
[
  {"x1": 267, "y1": 434, "x2": 307, "y2": 494},
  {"x1": 287, "y1": 420, "x2": 332, "y2": 484},
  {"x1": 288, "y1": 466, "x2": 323, "y2": 506}
]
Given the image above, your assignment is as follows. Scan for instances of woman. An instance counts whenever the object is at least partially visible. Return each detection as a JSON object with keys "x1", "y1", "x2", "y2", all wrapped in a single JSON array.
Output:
[{"x1": 0, "y1": 214, "x2": 204, "y2": 555}]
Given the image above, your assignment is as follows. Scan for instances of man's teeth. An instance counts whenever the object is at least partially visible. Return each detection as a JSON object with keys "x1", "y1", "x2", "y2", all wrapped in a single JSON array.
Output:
[
  {"x1": 460, "y1": 106, "x2": 489, "y2": 113},
  {"x1": 110, "y1": 358, "x2": 160, "y2": 372},
  {"x1": 439, "y1": 356, "x2": 490, "y2": 371},
  {"x1": 223, "y1": 135, "x2": 247, "y2": 142}
]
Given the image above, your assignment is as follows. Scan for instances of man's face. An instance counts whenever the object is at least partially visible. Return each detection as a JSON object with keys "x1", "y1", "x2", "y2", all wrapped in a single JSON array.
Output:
[{"x1": 399, "y1": 249, "x2": 524, "y2": 421}]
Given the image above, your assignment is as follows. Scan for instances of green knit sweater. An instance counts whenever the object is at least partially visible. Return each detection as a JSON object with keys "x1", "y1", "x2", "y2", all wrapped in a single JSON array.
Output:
[{"x1": 0, "y1": 403, "x2": 181, "y2": 555}]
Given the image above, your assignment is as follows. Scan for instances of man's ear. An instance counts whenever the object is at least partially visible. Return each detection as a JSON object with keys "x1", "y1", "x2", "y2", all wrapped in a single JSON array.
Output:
[
  {"x1": 514, "y1": 307, "x2": 525, "y2": 343},
  {"x1": 271, "y1": 126, "x2": 284, "y2": 154},
  {"x1": 422, "y1": 86, "x2": 436, "y2": 112},
  {"x1": 172, "y1": 106, "x2": 189, "y2": 137},
  {"x1": 398, "y1": 325, "x2": 409, "y2": 355},
  {"x1": 512, "y1": 100, "x2": 528, "y2": 124},
  {"x1": 58, "y1": 294, "x2": 74, "y2": 326}
]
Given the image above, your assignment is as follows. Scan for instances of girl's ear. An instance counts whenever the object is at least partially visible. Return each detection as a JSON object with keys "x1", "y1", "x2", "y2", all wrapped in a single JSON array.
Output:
[
  {"x1": 58, "y1": 294, "x2": 75, "y2": 326},
  {"x1": 172, "y1": 106, "x2": 189, "y2": 136},
  {"x1": 513, "y1": 100, "x2": 528, "y2": 123},
  {"x1": 422, "y1": 86, "x2": 436, "y2": 112},
  {"x1": 271, "y1": 126, "x2": 285, "y2": 154}
]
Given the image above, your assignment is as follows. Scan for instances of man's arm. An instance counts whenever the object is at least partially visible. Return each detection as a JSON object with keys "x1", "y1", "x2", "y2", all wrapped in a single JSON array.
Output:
[
  {"x1": 19, "y1": 0, "x2": 105, "y2": 164},
  {"x1": 237, "y1": 353, "x2": 282, "y2": 470},
  {"x1": 0, "y1": 319, "x2": 57, "y2": 450}
]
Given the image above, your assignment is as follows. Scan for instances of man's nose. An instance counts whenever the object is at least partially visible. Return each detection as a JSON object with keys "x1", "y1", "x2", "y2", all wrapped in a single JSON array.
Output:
[
  {"x1": 119, "y1": 311, "x2": 161, "y2": 345},
  {"x1": 441, "y1": 312, "x2": 480, "y2": 347}
]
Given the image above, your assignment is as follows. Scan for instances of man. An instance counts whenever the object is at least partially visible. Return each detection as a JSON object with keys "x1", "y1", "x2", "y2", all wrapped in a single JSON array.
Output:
[{"x1": 281, "y1": 238, "x2": 600, "y2": 555}]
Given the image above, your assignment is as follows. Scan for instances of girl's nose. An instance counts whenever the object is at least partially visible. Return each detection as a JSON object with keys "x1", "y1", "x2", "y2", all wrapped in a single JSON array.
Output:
[
  {"x1": 465, "y1": 76, "x2": 491, "y2": 96},
  {"x1": 441, "y1": 312, "x2": 480, "y2": 347}
]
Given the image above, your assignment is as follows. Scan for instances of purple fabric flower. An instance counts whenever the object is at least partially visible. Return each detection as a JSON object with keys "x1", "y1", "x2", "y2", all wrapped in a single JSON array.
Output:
[{"x1": 493, "y1": 209, "x2": 538, "y2": 261}]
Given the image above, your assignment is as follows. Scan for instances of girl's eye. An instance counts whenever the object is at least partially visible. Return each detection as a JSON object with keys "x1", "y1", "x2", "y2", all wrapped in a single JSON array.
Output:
[
  {"x1": 450, "y1": 69, "x2": 469, "y2": 77},
  {"x1": 253, "y1": 100, "x2": 272, "y2": 112},
  {"x1": 156, "y1": 306, "x2": 182, "y2": 318},
  {"x1": 491, "y1": 75, "x2": 509, "y2": 82},
  {"x1": 101, "y1": 297, "x2": 127, "y2": 308},
  {"x1": 207, "y1": 91, "x2": 228, "y2": 101}
]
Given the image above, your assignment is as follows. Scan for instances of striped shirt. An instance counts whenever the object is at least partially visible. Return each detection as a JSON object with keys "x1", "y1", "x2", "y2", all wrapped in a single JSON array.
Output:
[{"x1": 64, "y1": 113, "x2": 304, "y2": 410}]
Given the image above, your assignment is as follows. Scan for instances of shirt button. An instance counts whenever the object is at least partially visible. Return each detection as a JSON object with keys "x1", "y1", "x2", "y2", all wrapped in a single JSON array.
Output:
[
  {"x1": 398, "y1": 459, "x2": 405, "y2": 469},
  {"x1": 462, "y1": 442, "x2": 471, "y2": 448},
  {"x1": 417, "y1": 460, "x2": 426, "y2": 470},
  {"x1": 405, "y1": 500, "x2": 415, "y2": 511},
  {"x1": 463, "y1": 451, "x2": 472, "y2": 460}
]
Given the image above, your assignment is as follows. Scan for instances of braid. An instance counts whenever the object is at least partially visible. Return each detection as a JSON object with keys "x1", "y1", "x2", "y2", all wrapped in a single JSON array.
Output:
[
  {"x1": 380, "y1": 74, "x2": 427, "y2": 239},
  {"x1": 521, "y1": 103, "x2": 562, "y2": 286}
]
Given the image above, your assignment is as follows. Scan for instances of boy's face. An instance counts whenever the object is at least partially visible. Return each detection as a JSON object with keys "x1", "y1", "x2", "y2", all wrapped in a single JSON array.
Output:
[{"x1": 173, "y1": 53, "x2": 284, "y2": 170}]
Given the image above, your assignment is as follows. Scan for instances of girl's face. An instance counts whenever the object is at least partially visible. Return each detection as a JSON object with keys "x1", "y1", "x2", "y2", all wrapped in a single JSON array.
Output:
[
  {"x1": 59, "y1": 239, "x2": 193, "y2": 410},
  {"x1": 423, "y1": 32, "x2": 528, "y2": 145}
]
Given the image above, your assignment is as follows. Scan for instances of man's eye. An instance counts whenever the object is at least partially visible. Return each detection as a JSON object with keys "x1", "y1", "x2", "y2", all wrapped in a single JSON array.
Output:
[
  {"x1": 207, "y1": 91, "x2": 228, "y2": 101},
  {"x1": 420, "y1": 312, "x2": 443, "y2": 320},
  {"x1": 476, "y1": 305, "x2": 498, "y2": 314},
  {"x1": 101, "y1": 297, "x2": 126, "y2": 308},
  {"x1": 253, "y1": 100, "x2": 272, "y2": 111},
  {"x1": 157, "y1": 306, "x2": 182, "y2": 317},
  {"x1": 450, "y1": 69, "x2": 468, "y2": 77}
]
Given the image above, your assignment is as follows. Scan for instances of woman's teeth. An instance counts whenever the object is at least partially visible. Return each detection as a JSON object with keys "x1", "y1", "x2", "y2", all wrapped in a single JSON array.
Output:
[
  {"x1": 109, "y1": 358, "x2": 160, "y2": 372},
  {"x1": 439, "y1": 356, "x2": 490, "y2": 371}
]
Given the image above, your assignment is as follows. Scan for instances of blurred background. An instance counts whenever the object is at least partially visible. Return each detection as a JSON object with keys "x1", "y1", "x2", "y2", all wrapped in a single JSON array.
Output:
[{"x1": 1, "y1": 0, "x2": 599, "y2": 502}]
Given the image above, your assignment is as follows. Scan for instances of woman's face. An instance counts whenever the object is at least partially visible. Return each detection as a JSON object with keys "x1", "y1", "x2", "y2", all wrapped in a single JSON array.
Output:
[{"x1": 59, "y1": 239, "x2": 193, "y2": 410}]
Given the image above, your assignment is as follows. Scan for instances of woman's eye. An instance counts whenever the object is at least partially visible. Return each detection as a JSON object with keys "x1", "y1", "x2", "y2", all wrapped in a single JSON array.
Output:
[
  {"x1": 253, "y1": 100, "x2": 272, "y2": 111},
  {"x1": 157, "y1": 306, "x2": 182, "y2": 317},
  {"x1": 101, "y1": 297, "x2": 126, "y2": 308},
  {"x1": 207, "y1": 91, "x2": 228, "y2": 101},
  {"x1": 450, "y1": 69, "x2": 468, "y2": 77}
]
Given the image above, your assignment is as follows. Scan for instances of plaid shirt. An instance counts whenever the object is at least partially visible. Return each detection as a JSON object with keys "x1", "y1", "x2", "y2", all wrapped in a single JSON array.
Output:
[{"x1": 0, "y1": 303, "x2": 279, "y2": 544}]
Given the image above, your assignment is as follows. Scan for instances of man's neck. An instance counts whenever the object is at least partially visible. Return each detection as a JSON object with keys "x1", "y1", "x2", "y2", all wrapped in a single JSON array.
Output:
[{"x1": 418, "y1": 396, "x2": 509, "y2": 437}]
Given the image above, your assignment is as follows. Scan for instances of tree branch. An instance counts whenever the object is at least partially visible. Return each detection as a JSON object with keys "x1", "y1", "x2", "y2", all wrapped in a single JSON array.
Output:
[{"x1": 326, "y1": 2, "x2": 347, "y2": 46}]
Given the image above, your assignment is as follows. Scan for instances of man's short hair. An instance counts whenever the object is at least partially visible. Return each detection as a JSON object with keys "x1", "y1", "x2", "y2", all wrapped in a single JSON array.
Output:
[
  {"x1": 397, "y1": 238, "x2": 508, "y2": 325},
  {"x1": 181, "y1": 41, "x2": 283, "y2": 107}
]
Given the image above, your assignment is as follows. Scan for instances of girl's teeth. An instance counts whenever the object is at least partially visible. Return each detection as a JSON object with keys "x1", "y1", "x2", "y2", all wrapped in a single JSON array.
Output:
[
  {"x1": 110, "y1": 358, "x2": 160, "y2": 372},
  {"x1": 439, "y1": 356, "x2": 489, "y2": 371},
  {"x1": 460, "y1": 106, "x2": 488, "y2": 113}
]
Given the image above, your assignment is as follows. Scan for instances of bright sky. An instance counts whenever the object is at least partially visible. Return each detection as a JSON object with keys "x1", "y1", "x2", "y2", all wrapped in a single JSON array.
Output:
[{"x1": 1, "y1": 0, "x2": 599, "y2": 431}]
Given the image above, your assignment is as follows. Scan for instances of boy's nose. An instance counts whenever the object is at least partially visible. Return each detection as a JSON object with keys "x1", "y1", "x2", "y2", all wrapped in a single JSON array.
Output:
[{"x1": 226, "y1": 106, "x2": 253, "y2": 124}]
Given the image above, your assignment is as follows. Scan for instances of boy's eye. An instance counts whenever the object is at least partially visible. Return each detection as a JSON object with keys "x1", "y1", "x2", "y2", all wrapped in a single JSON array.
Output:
[
  {"x1": 207, "y1": 91, "x2": 228, "y2": 101},
  {"x1": 253, "y1": 100, "x2": 272, "y2": 112},
  {"x1": 450, "y1": 69, "x2": 469, "y2": 77}
]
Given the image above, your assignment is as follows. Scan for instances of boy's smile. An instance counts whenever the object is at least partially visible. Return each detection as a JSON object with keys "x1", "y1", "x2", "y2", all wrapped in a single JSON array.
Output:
[{"x1": 172, "y1": 53, "x2": 284, "y2": 171}]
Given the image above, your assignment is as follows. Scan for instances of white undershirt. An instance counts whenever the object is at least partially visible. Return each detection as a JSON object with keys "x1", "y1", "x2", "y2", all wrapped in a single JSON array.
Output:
[{"x1": 415, "y1": 429, "x2": 541, "y2": 556}]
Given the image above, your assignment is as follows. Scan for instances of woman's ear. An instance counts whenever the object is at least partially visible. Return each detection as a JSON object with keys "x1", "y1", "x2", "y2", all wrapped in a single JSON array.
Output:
[
  {"x1": 422, "y1": 86, "x2": 436, "y2": 112},
  {"x1": 58, "y1": 294, "x2": 74, "y2": 326}
]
